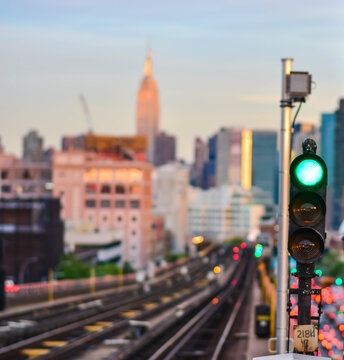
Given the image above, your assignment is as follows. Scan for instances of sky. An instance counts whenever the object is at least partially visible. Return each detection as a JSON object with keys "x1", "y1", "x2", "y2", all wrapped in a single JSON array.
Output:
[{"x1": 0, "y1": 0, "x2": 343, "y2": 161}]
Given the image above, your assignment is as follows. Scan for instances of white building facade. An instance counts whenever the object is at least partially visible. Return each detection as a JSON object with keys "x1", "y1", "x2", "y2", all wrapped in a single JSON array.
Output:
[
  {"x1": 215, "y1": 128, "x2": 243, "y2": 187},
  {"x1": 152, "y1": 162, "x2": 190, "y2": 253},
  {"x1": 188, "y1": 185, "x2": 273, "y2": 241}
]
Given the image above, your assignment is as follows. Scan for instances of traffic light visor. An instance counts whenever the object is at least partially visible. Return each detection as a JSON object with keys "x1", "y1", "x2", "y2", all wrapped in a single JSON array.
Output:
[
  {"x1": 288, "y1": 228, "x2": 324, "y2": 263},
  {"x1": 295, "y1": 159, "x2": 324, "y2": 186}
]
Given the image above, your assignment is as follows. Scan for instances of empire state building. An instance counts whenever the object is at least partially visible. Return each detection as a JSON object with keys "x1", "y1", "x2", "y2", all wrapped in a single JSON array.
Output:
[{"x1": 136, "y1": 50, "x2": 159, "y2": 163}]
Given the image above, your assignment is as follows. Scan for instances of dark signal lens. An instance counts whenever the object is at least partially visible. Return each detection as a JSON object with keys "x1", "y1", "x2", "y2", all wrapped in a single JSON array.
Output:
[
  {"x1": 288, "y1": 228, "x2": 324, "y2": 263},
  {"x1": 290, "y1": 192, "x2": 325, "y2": 226}
]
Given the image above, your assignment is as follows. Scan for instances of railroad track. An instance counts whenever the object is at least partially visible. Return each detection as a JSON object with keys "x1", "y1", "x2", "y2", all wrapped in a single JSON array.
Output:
[
  {"x1": 0, "y1": 247, "x2": 216, "y2": 348},
  {"x1": 0, "y1": 244, "x2": 233, "y2": 360},
  {"x1": 116, "y1": 248, "x2": 254, "y2": 360}
]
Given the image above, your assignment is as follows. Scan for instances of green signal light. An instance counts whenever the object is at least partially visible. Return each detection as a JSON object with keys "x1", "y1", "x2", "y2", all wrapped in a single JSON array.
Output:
[
  {"x1": 291, "y1": 268, "x2": 297, "y2": 274},
  {"x1": 254, "y1": 244, "x2": 263, "y2": 258},
  {"x1": 335, "y1": 278, "x2": 343, "y2": 286},
  {"x1": 315, "y1": 269, "x2": 322, "y2": 277},
  {"x1": 295, "y1": 159, "x2": 324, "y2": 186}
]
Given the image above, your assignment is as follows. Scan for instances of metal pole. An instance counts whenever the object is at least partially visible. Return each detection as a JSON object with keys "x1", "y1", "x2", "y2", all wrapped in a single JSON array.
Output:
[
  {"x1": 118, "y1": 266, "x2": 123, "y2": 288},
  {"x1": 276, "y1": 58, "x2": 293, "y2": 354},
  {"x1": 296, "y1": 262, "x2": 314, "y2": 325},
  {"x1": 48, "y1": 269, "x2": 54, "y2": 302},
  {"x1": 90, "y1": 266, "x2": 95, "y2": 294},
  {"x1": 18, "y1": 256, "x2": 38, "y2": 284}
]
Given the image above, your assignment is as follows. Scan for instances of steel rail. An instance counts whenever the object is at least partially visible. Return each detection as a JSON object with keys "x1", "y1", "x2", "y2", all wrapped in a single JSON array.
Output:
[
  {"x1": 0, "y1": 250, "x2": 212, "y2": 351},
  {"x1": 210, "y1": 260, "x2": 255, "y2": 360},
  {"x1": 0, "y1": 248, "x2": 223, "y2": 359},
  {"x1": 146, "y1": 253, "x2": 251, "y2": 360}
]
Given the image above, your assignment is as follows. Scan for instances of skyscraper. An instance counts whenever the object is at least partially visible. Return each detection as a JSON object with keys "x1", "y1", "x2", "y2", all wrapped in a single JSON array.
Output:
[
  {"x1": 203, "y1": 134, "x2": 217, "y2": 189},
  {"x1": 191, "y1": 137, "x2": 208, "y2": 187},
  {"x1": 215, "y1": 128, "x2": 242, "y2": 187},
  {"x1": 136, "y1": 49, "x2": 160, "y2": 163},
  {"x1": 153, "y1": 131, "x2": 176, "y2": 166},
  {"x1": 251, "y1": 130, "x2": 277, "y2": 198},
  {"x1": 23, "y1": 130, "x2": 43, "y2": 162},
  {"x1": 321, "y1": 114, "x2": 335, "y2": 188},
  {"x1": 321, "y1": 113, "x2": 335, "y2": 229},
  {"x1": 333, "y1": 99, "x2": 344, "y2": 230}
]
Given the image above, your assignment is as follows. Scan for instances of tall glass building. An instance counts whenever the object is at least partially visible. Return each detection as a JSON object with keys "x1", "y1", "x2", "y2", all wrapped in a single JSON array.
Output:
[
  {"x1": 333, "y1": 99, "x2": 344, "y2": 230},
  {"x1": 251, "y1": 131, "x2": 278, "y2": 203},
  {"x1": 321, "y1": 113, "x2": 335, "y2": 230}
]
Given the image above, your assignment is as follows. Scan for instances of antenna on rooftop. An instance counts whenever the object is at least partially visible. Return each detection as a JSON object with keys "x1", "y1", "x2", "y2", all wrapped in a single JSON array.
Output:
[{"x1": 78, "y1": 94, "x2": 93, "y2": 134}]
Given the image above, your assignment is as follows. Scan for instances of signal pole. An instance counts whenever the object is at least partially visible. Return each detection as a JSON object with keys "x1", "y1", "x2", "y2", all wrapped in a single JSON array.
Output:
[{"x1": 276, "y1": 58, "x2": 293, "y2": 354}]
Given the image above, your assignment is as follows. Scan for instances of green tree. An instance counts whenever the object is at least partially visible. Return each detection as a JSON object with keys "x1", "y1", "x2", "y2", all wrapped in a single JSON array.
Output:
[
  {"x1": 122, "y1": 261, "x2": 135, "y2": 274},
  {"x1": 95, "y1": 263, "x2": 121, "y2": 276},
  {"x1": 317, "y1": 250, "x2": 344, "y2": 277},
  {"x1": 164, "y1": 253, "x2": 185, "y2": 263},
  {"x1": 56, "y1": 253, "x2": 90, "y2": 279}
]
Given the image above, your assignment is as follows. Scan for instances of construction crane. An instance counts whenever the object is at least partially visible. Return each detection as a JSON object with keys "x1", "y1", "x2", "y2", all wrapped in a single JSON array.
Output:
[{"x1": 78, "y1": 94, "x2": 93, "y2": 133}]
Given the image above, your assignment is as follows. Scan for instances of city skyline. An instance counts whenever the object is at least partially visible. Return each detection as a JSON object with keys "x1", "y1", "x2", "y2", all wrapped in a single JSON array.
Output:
[{"x1": 1, "y1": 0, "x2": 343, "y2": 161}]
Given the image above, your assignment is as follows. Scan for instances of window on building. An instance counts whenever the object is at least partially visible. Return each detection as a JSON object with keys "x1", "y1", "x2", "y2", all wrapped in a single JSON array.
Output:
[
  {"x1": 128, "y1": 169, "x2": 142, "y2": 181},
  {"x1": 115, "y1": 169, "x2": 127, "y2": 181},
  {"x1": 117, "y1": 216, "x2": 122, "y2": 222},
  {"x1": 130, "y1": 184, "x2": 141, "y2": 194},
  {"x1": 132, "y1": 216, "x2": 137, "y2": 222},
  {"x1": 115, "y1": 184, "x2": 126, "y2": 194},
  {"x1": 85, "y1": 200, "x2": 96, "y2": 208},
  {"x1": 101, "y1": 184, "x2": 111, "y2": 194},
  {"x1": 23, "y1": 169, "x2": 31, "y2": 180},
  {"x1": 132, "y1": 230, "x2": 136, "y2": 236},
  {"x1": 86, "y1": 184, "x2": 97, "y2": 194},
  {"x1": 130, "y1": 200, "x2": 140, "y2": 209},
  {"x1": 115, "y1": 200, "x2": 125, "y2": 208},
  {"x1": 101, "y1": 200, "x2": 111, "y2": 208},
  {"x1": 42, "y1": 184, "x2": 52, "y2": 193},
  {"x1": 1, "y1": 185, "x2": 11, "y2": 193},
  {"x1": 23, "y1": 184, "x2": 35, "y2": 193},
  {"x1": 99, "y1": 169, "x2": 113, "y2": 182},
  {"x1": 103, "y1": 215, "x2": 108, "y2": 221},
  {"x1": 84, "y1": 168, "x2": 98, "y2": 181},
  {"x1": 40, "y1": 170, "x2": 51, "y2": 180},
  {"x1": 1, "y1": 170, "x2": 9, "y2": 179}
]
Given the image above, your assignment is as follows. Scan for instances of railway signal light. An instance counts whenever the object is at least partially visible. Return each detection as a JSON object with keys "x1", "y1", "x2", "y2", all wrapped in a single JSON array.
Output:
[
  {"x1": 213, "y1": 266, "x2": 221, "y2": 274},
  {"x1": 315, "y1": 269, "x2": 322, "y2": 277},
  {"x1": 335, "y1": 278, "x2": 343, "y2": 286},
  {"x1": 288, "y1": 139, "x2": 327, "y2": 264},
  {"x1": 192, "y1": 235, "x2": 204, "y2": 245},
  {"x1": 255, "y1": 244, "x2": 263, "y2": 258},
  {"x1": 233, "y1": 254, "x2": 239, "y2": 261}
]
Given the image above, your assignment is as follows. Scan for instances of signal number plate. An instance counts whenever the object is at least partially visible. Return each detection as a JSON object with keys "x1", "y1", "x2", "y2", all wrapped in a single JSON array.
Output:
[{"x1": 294, "y1": 325, "x2": 318, "y2": 353}]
